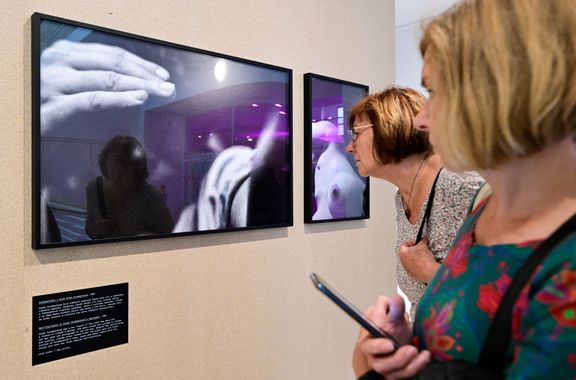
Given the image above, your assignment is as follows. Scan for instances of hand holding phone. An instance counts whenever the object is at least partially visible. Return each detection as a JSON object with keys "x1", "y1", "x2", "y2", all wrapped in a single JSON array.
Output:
[{"x1": 310, "y1": 272, "x2": 401, "y2": 349}]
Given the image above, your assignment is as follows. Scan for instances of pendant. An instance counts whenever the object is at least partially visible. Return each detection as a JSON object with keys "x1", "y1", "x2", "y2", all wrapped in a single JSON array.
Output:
[{"x1": 404, "y1": 208, "x2": 411, "y2": 218}]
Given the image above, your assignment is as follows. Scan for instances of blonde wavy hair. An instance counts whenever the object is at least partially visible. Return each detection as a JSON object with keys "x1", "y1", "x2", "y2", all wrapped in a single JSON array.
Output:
[{"x1": 420, "y1": 0, "x2": 576, "y2": 170}]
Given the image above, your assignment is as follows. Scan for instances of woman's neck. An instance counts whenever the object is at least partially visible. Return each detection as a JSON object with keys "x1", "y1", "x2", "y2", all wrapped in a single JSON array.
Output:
[
  {"x1": 375, "y1": 153, "x2": 442, "y2": 222},
  {"x1": 476, "y1": 137, "x2": 576, "y2": 244},
  {"x1": 373, "y1": 153, "x2": 440, "y2": 192}
]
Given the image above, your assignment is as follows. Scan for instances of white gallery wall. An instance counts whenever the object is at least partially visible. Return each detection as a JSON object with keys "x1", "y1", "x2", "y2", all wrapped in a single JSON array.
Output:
[
  {"x1": 395, "y1": 0, "x2": 459, "y2": 91},
  {"x1": 0, "y1": 1, "x2": 398, "y2": 379}
]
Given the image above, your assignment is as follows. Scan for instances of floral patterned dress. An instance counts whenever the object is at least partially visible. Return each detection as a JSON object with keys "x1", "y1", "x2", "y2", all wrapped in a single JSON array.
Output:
[{"x1": 413, "y1": 198, "x2": 576, "y2": 379}]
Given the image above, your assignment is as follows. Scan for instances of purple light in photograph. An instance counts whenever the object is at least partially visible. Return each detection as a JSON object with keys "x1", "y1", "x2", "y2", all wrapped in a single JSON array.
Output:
[
  {"x1": 304, "y1": 73, "x2": 369, "y2": 224},
  {"x1": 33, "y1": 13, "x2": 293, "y2": 248}
]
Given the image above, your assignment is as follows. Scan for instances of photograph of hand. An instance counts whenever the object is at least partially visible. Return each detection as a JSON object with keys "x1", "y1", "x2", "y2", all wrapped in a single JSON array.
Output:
[
  {"x1": 34, "y1": 14, "x2": 292, "y2": 248},
  {"x1": 41, "y1": 40, "x2": 176, "y2": 133}
]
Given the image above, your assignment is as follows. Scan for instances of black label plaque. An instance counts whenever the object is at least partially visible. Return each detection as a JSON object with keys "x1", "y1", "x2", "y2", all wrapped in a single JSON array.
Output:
[{"x1": 32, "y1": 283, "x2": 128, "y2": 365}]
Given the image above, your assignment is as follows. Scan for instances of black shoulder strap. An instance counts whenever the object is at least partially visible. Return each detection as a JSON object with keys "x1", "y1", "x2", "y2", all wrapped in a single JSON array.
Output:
[
  {"x1": 478, "y1": 211, "x2": 576, "y2": 371},
  {"x1": 415, "y1": 168, "x2": 443, "y2": 243}
]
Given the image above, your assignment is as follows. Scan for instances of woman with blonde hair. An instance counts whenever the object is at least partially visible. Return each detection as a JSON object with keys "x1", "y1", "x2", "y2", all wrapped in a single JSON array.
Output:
[{"x1": 354, "y1": 0, "x2": 576, "y2": 379}]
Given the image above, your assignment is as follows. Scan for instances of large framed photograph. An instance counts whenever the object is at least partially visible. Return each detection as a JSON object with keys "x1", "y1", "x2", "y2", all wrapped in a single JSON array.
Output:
[
  {"x1": 32, "y1": 13, "x2": 293, "y2": 249},
  {"x1": 304, "y1": 73, "x2": 369, "y2": 223}
]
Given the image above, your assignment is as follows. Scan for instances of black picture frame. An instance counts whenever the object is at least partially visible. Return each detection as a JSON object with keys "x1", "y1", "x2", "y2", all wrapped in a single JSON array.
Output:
[
  {"x1": 304, "y1": 73, "x2": 369, "y2": 223},
  {"x1": 32, "y1": 13, "x2": 293, "y2": 249}
]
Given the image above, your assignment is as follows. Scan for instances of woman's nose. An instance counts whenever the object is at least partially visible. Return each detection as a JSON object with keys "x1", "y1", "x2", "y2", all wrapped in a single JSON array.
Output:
[{"x1": 346, "y1": 140, "x2": 354, "y2": 153}]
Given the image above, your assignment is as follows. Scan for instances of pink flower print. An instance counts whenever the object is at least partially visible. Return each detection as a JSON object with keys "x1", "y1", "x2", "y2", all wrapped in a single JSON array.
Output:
[
  {"x1": 436, "y1": 300, "x2": 456, "y2": 329},
  {"x1": 551, "y1": 301, "x2": 576, "y2": 327},
  {"x1": 422, "y1": 302, "x2": 457, "y2": 360},
  {"x1": 443, "y1": 232, "x2": 472, "y2": 278},
  {"x1": 477, "y1": 272, "x2": 512, "y2": 317},
  {"x1": 536, "y1": 268, "x2": 576, "y2": 327}
]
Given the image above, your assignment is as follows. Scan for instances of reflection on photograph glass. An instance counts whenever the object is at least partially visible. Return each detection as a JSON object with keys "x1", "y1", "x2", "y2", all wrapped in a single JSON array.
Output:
[
  {"x1": 32, "y1": 13, "x2": 293, "y2": 248},
  {"x1": 304, "y1": 73, "x2": 369, "y2": 223}
]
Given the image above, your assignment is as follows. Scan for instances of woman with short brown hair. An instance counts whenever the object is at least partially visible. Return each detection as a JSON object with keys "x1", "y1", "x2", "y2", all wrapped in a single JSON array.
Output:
[{"x1": 347, "y1": 87, "x2": 483, "y2": 322}]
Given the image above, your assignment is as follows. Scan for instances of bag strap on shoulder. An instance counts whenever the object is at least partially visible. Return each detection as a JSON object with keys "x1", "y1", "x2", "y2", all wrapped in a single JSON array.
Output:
[
  {"x1": 415, "y1": 168, "x2": 443, "y2": 244},
  {"x1": 478, "y1": 211, "x2": 576, "y2": 371},
  {"x1": 471, "y1": 183, "x2": 491, "y2": 212}
]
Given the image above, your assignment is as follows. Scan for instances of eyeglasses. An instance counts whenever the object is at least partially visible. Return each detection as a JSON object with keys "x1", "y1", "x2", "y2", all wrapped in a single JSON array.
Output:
[{"x1": 348, "y1": 124, "x2": 373, "y2": 141}]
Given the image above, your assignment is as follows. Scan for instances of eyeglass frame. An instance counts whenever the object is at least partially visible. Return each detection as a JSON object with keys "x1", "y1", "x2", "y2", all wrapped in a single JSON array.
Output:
[{"x1": 348, "y1": 124, "x2": 373, "y2": 141}]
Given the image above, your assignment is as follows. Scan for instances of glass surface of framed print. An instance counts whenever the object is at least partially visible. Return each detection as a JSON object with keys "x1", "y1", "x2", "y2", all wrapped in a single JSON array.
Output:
[
  {"x1": 304, "y1": 73, "x2": 369, "y2": 223},
  {"x1": 32, "y1": 13, "x2": 293, "y2": 249}
]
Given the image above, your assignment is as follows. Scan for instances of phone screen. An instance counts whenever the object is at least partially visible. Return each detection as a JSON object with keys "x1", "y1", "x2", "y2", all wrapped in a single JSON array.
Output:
[{"x1": 310, "y1": 272, "x2": 401, "y2": 349}]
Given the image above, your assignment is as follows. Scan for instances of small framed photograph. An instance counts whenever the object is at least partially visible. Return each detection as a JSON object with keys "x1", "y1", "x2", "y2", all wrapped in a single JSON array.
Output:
[
  {"x1": 32, "y1": 13, "x2": 293, "y2": 248},
  {"x1": 304, "y1": 73, "x2": 369, "y2": 223}
]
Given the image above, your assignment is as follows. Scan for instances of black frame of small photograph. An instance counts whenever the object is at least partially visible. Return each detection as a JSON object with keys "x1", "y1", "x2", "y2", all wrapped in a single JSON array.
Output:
[
  {"x1": 303, "y1": 73, "x2": 369, "y2": 223},
  {"x1": 32, "y1": 13, "x2": 293, "y2": 249}
]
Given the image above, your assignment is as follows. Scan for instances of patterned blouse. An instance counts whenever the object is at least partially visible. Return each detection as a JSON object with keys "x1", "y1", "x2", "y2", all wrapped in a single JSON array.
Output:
[
  {"x1": 413, "y1": 198, "x2": 576, "y2": 379},
  {"x1": 395, "y1": 169, "x2": 483, "y2": 319}
]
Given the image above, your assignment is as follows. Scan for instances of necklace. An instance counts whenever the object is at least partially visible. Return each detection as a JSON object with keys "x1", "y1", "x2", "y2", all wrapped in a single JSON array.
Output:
[{"x1": 404, "y1": 156, "x2": 426, "y2": 219}]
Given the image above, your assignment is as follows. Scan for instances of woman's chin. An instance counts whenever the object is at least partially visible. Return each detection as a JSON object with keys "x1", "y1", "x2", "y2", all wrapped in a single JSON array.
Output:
[{"x1": 357, "y1": 167, "x2": 368, "y2": 177}]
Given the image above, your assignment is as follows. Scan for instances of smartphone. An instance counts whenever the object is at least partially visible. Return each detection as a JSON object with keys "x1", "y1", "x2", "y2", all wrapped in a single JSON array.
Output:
[{"x1": 310, "y1": 272, "x2": 401, "y2": 349}]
